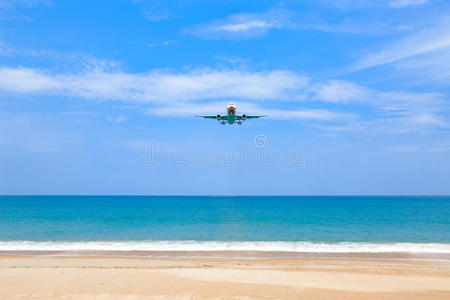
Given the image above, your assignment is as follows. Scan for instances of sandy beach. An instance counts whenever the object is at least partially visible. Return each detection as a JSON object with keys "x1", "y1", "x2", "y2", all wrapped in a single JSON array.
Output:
[{"x1": 1, "y1": 255, "x2": 450, "y2": 299}]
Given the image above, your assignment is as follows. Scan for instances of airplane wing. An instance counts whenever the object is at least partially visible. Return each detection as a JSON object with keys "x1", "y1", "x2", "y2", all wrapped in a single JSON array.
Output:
[
  {"x1": 196, "y1": 115, "x2": 227, "y2": 120},
  {"x1": 236, "y1": 115, "x2": 267, "y2": 120}
]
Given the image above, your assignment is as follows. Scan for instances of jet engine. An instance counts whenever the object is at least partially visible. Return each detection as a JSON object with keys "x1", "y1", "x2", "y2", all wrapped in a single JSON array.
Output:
[
  {"x1": 242, "y1": 114, "x2": 247, "y2": 119},
  {"x1": 216, "y1": 114, "x2": 221, "y2": 119}
]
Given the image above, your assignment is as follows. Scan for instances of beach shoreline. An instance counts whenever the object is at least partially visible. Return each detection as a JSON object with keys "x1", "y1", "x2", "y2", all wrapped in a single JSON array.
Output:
[
  {"x1": 1, "y1": 249, "x2": 450, "y2": 261},
  {"x1": 1, "y1": 255, "x2": 449, "y2": 299}
]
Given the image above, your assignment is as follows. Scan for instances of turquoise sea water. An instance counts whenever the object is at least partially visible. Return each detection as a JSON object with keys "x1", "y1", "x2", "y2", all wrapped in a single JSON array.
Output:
[{"x1": 0, "y1": 196, "x2": 449, "y2": 246}]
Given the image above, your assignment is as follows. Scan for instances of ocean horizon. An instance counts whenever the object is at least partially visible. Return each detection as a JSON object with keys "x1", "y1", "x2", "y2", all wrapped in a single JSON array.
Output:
[{"x1": 1, "y1": 195, "x2": 449, "y2": 259}]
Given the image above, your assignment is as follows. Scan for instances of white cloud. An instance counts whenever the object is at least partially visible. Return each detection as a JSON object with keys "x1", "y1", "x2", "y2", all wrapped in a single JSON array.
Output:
[
  {"x1": 218, "y1": 20, "x2": 277, "y2": 32},
  {"x1": 309, "y1": 79, "x2": 448, "y2": 134},
  {"x1": 186, "y1": 10, "x2": 295, "y2": 40},
  {"x1": 265, "y1": 108, "x2": 354, "y2": 121},
  {"x1": 298, "y1": 14, "x2": 421, "y2": 36},
  {"x1": 0, "y1": 67, "x2": 60, "y2": 92},
  {"x1": 354, "y1": 18, "x2": 450, "y2": 70},
  {"x1": 107, "y1": 116, "x2": 126, "y2": 123},
  {"x1": 389, "y1": 0, "x2": 428, "y2": 8},
  {"x1": 368, "y1": 114, "x2": 449, "y2": 134},
  {"x1": 143, "y1": 82, "x2": 446, "y2": 129},
  {"x1": 147, "y1": 40, "x2": 175, "y2": 47},
  {"x1": 0, "y1": 64, "x2": 447, "y2": 133},
  {"x1": 374, "y1": 91, "x2": 444, "y2": 116},
  {"x1": 0, "y1": 66, "x2": 309, "y2": 102},
  {"x1": 319, "y1": 0, "x2": 428, "y2": 9},
  {"x1": 185, "y1": 4, "x2": 429, "y2": 41},
  {"x1": 311, "y1": 80, "x2": 370, "y2": 103},
  {"x1": 317, "y1": 111, "x2": 450, "y2": 135},
  {"x1": 0, "y1": 65, "x2": 444, "y2": 115},
  {"x1": 308, "y1": 79, "x2": 445, "y2": 118},
  {"x1": 394, "y1": 48, "x2": 450, "y2": 83}
]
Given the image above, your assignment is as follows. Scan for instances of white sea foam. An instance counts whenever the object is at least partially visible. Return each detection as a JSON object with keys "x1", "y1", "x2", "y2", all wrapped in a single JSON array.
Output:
[{"x1": 0, "y1": 241, "x2": 450, "y2": 253}]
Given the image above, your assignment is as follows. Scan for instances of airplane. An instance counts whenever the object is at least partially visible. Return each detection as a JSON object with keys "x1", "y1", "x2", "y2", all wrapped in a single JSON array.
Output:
[{"x1": 197, "y1": 103, "x2": 267, "y2": 125}]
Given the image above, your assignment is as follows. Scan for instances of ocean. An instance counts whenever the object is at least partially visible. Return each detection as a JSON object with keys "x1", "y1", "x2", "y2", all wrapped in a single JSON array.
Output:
[{"x1": 1, "y1": 196, "x2": 449, "y2": 259}]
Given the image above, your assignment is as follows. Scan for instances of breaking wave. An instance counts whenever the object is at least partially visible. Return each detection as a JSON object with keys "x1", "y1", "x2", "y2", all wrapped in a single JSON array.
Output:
[{"x1": 1, "y1": 241, "x2": 450, "y2": 253}]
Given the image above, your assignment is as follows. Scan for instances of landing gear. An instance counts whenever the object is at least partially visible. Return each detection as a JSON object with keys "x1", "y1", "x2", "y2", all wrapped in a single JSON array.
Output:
[
  {"x1": 221, "y1": 121, "x2": 226, "y2": 125},
  {"x1": 237, "y1": 121, "x2": 242, "y2": 125}
]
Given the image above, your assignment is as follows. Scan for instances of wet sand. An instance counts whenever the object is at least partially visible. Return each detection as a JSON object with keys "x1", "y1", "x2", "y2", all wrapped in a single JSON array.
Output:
[{"x1": 2, "y1": 249, "x2": 450, "y2": 260}]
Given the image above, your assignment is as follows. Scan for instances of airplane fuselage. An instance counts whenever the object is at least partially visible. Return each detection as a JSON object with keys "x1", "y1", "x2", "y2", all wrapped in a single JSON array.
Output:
[{"x1": 227, "y1": 105, "x2": 236, "y2": 124}]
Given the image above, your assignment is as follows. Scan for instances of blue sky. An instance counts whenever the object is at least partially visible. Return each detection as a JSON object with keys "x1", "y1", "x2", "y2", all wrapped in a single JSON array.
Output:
[{"x1": 1, "y1": 0, "x2": 449, "y2": 195}]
